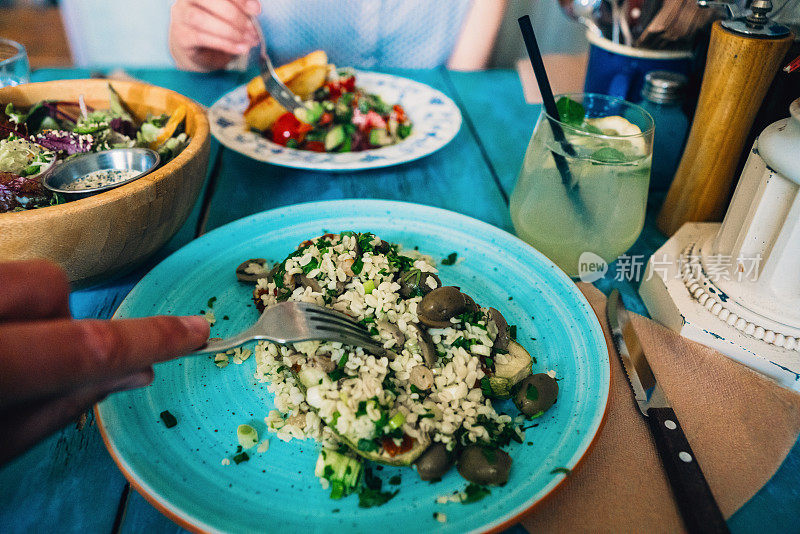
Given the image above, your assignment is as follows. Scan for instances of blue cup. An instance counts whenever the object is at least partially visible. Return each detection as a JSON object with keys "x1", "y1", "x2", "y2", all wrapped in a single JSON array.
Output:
[{"x1": 583, "y1": 31, "x2": 693, "y2": 102}]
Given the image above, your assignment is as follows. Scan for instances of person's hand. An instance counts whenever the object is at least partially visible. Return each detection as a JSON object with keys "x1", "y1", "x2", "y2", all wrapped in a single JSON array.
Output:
[
  {"x1": 169, "y1": 0, "x2": 262, "y2": 71},
  {"x1": 0, "y1": 260, "x2": 209, "y2": 464}
]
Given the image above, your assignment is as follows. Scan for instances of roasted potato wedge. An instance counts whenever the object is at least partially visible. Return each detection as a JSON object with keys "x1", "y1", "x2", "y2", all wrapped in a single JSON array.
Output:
[
  {"x1": 246, "y1": 50, "x2": 328, "y2": 101},
  {"x1": 244, "y1": 95, "x2": 285, "y2": 132},
  {"x1": 244, "y1": 63, "x2": 332, "y2": 131},
  {"x1": 286, "y1": 64, "x2": 330, "y2": 100}
]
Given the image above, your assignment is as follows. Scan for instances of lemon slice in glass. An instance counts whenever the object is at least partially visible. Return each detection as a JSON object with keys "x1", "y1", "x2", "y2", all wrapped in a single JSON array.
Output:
[{"x1": 585, "y1": 116, "x2": 646, "y2": 155}]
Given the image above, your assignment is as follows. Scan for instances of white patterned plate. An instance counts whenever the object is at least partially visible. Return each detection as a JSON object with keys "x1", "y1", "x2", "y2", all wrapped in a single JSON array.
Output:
[{"x1": 208, "y1": 71, "x2": 462, "y2": 171}]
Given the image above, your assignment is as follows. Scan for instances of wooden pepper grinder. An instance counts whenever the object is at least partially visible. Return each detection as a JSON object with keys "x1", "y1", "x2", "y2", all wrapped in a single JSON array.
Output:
[{"x1": 657, "y1": 1, "x2": 793, "y2": 236}]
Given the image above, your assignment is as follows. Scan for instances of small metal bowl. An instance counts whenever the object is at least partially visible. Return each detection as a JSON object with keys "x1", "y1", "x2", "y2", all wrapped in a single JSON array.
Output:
[{"x1": 43, "y1": 148, "x2": 160, "y2": 199}]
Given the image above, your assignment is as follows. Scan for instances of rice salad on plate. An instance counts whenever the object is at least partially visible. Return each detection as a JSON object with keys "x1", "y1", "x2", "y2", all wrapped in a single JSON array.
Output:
[{"x1": 239, "y1": 232, "x2": 560, "y2": 503}]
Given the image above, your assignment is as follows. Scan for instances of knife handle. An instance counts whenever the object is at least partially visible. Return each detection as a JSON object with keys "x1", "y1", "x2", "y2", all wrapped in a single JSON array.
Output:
[{"x1": 646, "y1": 407, "x2": 729, "y2": 534}]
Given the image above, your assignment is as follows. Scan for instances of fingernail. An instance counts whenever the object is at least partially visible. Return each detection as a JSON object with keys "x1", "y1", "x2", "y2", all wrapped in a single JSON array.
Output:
[
  {"x1": 236, "y1": 43, "x2": 251, "y2": 54},
  {"x1": 109, "y1": 370, "x2": 153, "y2": 392},
  {"x1": 180, "y1": 315, "x2": 210, "y2": 336}
]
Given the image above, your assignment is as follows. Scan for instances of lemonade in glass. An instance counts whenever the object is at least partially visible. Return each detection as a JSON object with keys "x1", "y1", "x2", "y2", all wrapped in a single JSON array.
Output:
[{"x1": 509, "y1": 93, "x2": 654, "y2": 278}]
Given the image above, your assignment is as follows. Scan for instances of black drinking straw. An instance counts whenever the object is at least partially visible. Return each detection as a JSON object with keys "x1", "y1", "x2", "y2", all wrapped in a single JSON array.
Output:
[{"x1": 518, "y1": 15, "x2": 578, "y2": 192}]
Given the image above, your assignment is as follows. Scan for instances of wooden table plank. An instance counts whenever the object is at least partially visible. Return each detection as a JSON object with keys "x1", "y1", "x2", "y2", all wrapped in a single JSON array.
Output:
[{"x1": 0, "y1": 68, "x2": 241, "y2": 534}]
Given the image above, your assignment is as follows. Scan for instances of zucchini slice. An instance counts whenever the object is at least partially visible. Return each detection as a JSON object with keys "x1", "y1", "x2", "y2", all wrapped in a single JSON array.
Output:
[{"x1": 488, "y1": 340, "x2": 532, "y2": 399}]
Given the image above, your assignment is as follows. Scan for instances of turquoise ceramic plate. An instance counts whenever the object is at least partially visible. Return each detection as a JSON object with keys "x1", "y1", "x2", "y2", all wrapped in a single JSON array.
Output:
[{"x1": 96, "y1": 200, "x2": 610, "y2": 533}]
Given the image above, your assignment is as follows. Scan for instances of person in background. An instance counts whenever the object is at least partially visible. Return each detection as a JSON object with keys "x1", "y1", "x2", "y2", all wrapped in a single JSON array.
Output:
[
  {"x1": 0, "y1": 260, "x2": 209, "y2": 465},
  {"x1": 169, "y1": 0, "x2": 508, "y2": 72}
]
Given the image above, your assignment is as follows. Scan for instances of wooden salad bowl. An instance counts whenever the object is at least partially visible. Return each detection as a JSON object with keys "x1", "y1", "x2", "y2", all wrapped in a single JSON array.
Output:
[{"x1": 0, "y1": 79, "x2": 210, "y2": 286}]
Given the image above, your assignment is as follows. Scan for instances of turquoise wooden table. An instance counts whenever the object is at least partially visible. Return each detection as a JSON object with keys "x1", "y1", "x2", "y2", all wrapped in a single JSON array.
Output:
[{"x1": 1, "y1": 67, "x2": 797, "y2": 533}]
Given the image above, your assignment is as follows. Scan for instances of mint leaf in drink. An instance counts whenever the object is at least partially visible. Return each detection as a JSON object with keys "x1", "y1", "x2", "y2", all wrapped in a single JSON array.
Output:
[
  {"x1": 580, "y1": 123, "x2": 604, "y2": 135},
  {"x1": 590, "y1": 147, "x2": 627, "y2": 164},
  {"x1": 556, "y1": 97, "x2": 585, "y2": 125}
]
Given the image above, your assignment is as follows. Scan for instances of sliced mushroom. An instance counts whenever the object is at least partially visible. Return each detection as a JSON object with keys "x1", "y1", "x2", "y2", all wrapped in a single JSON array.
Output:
[
  {"x1": 457, "y1": 446, "x2": 512, "y2": 486},
  {"x1": 398, "y1": 269, "x2": 441, "y2": 299},
  {"x1": 418, "y1": 286, "x2": 466, "y2": 328},
  {"x1": 406, "y1": 323, "x2": 437, "y2": 367},
  {"x1": 341, "y1": 257, "x2": 356, "y2": 278},
  {"x1": 488, "y1": 307, "x2": 510, "y2": 351},
  {"x1": 311, "y1": 352, "x2": 337, "y2": 374},
  {"x1": 414, "y1": 443, "x2": 452, "y2": 481},
  {"x1": 410, "y1": 365, "x2": 434, "y2": 391},
  {"x1": 373, "y1": 239, "x2": 392, "y2": 254},
  {"x1": 335, "y1": 280, "x2": 347, "y2": 296},
  {"x1": 294, "y1": 273, "x2": 322, "y2": 293},
  {"x1": 377, "y1": 320, "x2": 405, "y2": 348},
  {"x1": 235, "y1": 258, "x2": 269, "y2": 283},
  {"x1": 462, "y1": 293, "x2": 481, "y2": 313}
]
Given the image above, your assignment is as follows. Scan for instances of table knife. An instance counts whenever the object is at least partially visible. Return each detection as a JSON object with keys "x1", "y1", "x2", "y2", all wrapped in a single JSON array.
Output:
[{"x1": 606, "y1": 289, "x2": 729, "y2": 534}]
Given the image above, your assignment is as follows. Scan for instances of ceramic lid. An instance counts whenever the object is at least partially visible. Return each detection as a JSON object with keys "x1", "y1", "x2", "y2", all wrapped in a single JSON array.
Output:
[{"x1": 758, "y1": 97, "x2": 800, "y2": 186}]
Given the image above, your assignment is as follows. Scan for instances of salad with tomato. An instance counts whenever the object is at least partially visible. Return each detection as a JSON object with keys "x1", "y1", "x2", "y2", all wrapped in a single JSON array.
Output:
[{"x1": 269, "y1": 70, "x2": 413, "y2": 153}]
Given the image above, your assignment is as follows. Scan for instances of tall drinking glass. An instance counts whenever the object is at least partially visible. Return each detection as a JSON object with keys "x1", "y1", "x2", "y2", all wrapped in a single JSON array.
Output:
[
  {"x1": 0, "y1": 38, "x2": 30, "y2": 88},
  {"x1": 510, "y1": 93, "x2": 654, "y2": 278}
]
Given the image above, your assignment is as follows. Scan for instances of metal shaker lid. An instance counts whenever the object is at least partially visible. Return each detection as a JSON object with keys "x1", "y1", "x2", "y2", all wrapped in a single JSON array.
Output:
[{"x1": 641, "y1": 71, "x2": 688, "y2": 104}]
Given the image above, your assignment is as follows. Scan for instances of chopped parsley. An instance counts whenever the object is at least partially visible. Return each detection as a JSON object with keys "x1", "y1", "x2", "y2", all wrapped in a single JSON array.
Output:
[
  {"x1": 159, "y1": 410, "x2": 177, "y2": 428},
  {"x1": 388, "y1": 254, "x2": 414, "y2": 271},
  {"x1": 458, "y1": 310, "x2": 484, "y2": 326},
  {"x1": 328, "y1": 353, "x2": 349, "y2": 381},
  {"x1": 357, "y1": 439, "x2": 378, "y2": 452},
  {"x1": 207, "y1": 297, "x2": 216, "y2": 308},
  {"x1": 358, "y1": 468, "x2": 399, "y2": 508},
  {"x1": 301, "y1": 257, "x2": 319, "y2": 274},
  {"x1": 526, "y1": 383, "x2": 539, "y2": 401},
  {"x1": 508, "y1": 325, "x2": 517, "y2": 340},
  {"x1": 351, "y1": 257, "x2": 364, "y2": 275},
  {"x1": 480, "y1": 377, "x2": 493, "y2": 398},
  {"x1": 441, "y1": 252, "x2": 458, "y2": 265},
  {"x1": 550, "y1": 467, "x2": 572, "y2": 475},
  {"x1": 232, "y1": 451, "x2": 249, "y2": 464},
  {"x1": 389, "y1": 475, "x2": 401, "y2": 485},
  {"x1": 356, "y1": 232, "x2": 376, "y2": 253},
  {"x1": 452, "y1": 337, "x2": 478, "y2": 350},
  {"x1": 461, "y1": 483, "x2": 491, "y2": 504}
]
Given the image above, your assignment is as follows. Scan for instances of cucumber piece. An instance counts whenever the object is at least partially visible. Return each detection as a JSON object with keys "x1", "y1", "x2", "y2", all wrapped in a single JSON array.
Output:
[
  {"x1": 295, "y1": 101, "x2": 324, "y2": 124},
  {"x1": 368, "y1": 128, "x2": 393, "y2": 147},
  {"x1": 325, "y1": 125, "x2": 346, "y2": 151},
  {"x1": 315, "y1": 448, "x2": 362, "y2": 499},
  {"x1": 337, "y1": 136, "x2": 352, "y2": 153},
  {"x1": 488, "y1": 341, "x2": 532, "y2": 399},
  {"x1": 334, "y1": 101, "x2": 352, "y2": 122},
  {"x1": 397, "y1": 123, "x2": 413, "y2": 139}
]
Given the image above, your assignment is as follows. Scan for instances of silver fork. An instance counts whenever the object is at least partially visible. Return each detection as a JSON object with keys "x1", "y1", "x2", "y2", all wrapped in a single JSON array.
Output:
[
  {"x1": 249, "y1": 16, "x2": 306, "y2": 114},
  {"x1": 192, "y1": 301, "x2": 386, "y2": 356}
]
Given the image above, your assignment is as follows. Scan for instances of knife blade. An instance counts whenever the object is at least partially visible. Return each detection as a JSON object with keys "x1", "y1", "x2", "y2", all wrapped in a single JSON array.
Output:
[{"x1": 606, "y1": 289, "x2": 729, "y2": 534}]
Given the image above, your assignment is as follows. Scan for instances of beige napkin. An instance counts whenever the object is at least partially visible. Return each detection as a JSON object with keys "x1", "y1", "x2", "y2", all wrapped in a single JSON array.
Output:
[{"x1": 521, "y1": 283, "x2": 800, "y2": 533}]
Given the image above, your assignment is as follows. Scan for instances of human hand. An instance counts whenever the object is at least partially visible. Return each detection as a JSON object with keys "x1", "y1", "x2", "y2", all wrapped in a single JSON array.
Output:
[
  {"x1": 169, "y1": 0, "x2": 262, "y2": 72},
  {"x1": 0, "y1": 260, "x2": 209, "y2": 464}
]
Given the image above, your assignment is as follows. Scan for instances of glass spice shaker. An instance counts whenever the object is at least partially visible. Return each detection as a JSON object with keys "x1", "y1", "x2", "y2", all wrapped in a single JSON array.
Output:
[{"x1": 638, "y1": 71, "x2": 689, "y2": 195}]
